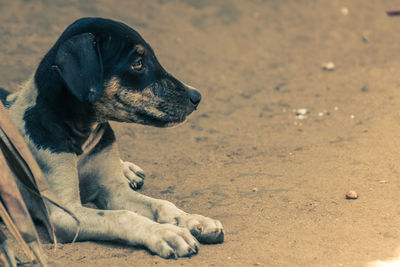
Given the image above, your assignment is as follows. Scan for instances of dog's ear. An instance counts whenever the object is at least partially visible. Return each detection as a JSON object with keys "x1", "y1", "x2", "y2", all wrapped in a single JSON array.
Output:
[{"x1": 53, "y1": 33, "x2": 103, "y2": 103}]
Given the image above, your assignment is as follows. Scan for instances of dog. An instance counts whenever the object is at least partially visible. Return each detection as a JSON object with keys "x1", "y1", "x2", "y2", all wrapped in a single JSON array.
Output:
[{"x1": 0, "y1": 17, "x2": 223, "y2": 259}]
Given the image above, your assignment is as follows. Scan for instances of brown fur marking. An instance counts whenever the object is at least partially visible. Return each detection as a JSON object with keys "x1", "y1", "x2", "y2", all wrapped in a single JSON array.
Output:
[{"x1": 94, "y1": 77, "x2": 165, "y2": 123}]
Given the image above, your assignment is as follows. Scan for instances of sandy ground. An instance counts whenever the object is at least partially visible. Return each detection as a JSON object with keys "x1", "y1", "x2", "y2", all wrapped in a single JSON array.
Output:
[{"x1": 1, "y1": 0, "x2": 400, "y2": 266}]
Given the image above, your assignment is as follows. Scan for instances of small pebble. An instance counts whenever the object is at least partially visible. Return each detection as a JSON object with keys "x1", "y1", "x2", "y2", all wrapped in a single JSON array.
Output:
[
  {"x1": 340, "y1": 7, "x2": 349, "y2": 15},
  {"x1": 297, "y1": 114, "x2": 307, "y2": 120},
  {"x1": 345, "y1": 190, "x2": 358, "y2": 199},
  {"x1": 350, "y1": 114, "x2": 355, "y2": 119},
  {"x1": 295, "y1": 108, "x2": 309, "y2": 120},
  {"x1": 295, "y1": 108, "x2": 309, "y2": 115},
  {"x1": 252, "y1": 187, "x2": 258, "y2": 192},
  {"x1": 322, "y1": 62, "x2": 335, "y2": 71}
]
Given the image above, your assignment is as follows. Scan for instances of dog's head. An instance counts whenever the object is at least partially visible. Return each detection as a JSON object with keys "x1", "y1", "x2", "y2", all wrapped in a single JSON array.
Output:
[{"x1": 45, "y1": 17, "x2": 201, "y2": 127}]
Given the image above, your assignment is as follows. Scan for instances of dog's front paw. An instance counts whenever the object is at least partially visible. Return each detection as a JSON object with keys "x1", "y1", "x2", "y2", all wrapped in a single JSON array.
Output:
[
  {"x1": 177, "y1": 214, "x2": 224, "y2": 244},
  {"x1": 121, "y1": 160, "x2": 145, "y2": 190},
  {"x1": 146, "y1": 224, "x2": 199, "y2": 259}
]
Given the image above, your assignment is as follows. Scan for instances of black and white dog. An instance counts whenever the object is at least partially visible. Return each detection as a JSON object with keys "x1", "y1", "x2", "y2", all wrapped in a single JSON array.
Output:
[{"x1": 0, "y1": 17, "x2": 223, "y2": 258}]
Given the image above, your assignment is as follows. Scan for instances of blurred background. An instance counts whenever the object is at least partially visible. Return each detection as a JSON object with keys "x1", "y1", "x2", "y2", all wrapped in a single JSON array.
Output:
[{"x1": 1, "y1": 0, "x2": 400, "y2": 266}]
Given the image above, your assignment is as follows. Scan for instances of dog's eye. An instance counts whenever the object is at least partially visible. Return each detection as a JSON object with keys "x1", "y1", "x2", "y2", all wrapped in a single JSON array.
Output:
[{"x1": 131, "y1": 60, "x2": 143, "y2": 71}]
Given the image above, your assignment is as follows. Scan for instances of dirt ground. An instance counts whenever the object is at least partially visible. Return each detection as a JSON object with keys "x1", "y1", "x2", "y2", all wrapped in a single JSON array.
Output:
[{"x1": 1, "y1": 0, "x2": 400, "y2": 266}]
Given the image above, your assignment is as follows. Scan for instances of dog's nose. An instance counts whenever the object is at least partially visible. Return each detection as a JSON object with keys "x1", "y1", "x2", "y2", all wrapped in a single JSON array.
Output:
[
  {"x1": 183, "y1": 83, "x2": 201, "y2": 108},
  {"x1": 189, "y1": 89, "x2": 201, "y2": 106}
]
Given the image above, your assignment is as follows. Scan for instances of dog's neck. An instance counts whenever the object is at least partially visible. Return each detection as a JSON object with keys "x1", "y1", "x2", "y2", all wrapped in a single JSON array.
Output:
[{"x1": 20, "y1": 71, "x2": 104, "y2": 155}]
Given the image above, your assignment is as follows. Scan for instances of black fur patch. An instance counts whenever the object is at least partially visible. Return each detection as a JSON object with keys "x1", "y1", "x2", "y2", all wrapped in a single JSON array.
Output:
[
  {"x1": 24, "y1": 91, "x2": 96, "y2": 154},
  {"x1": 0, "y1": 87, "x2": 11, "y2": 107}
]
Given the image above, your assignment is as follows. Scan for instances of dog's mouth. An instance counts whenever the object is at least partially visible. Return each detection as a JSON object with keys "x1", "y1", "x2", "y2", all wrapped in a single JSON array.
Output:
[
  {"x1": 96, "y1": 95, "x2": 187, "y2": 127},
  {"x1": 134, "y1": 111, "x2": 186, "y2": 127}
]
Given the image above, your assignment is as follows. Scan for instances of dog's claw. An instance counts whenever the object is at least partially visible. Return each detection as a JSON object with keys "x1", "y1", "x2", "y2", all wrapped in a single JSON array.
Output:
[
  {"x1": 129, "y1": 181, "x2": 137, "y2": 190},
  {"x1": 168, "y1": 251, "x2": 177, "y2": 259},
  {"x1": 188, "y1": 246, "x2": 198, "y2": 255},
  {"x1": 136, "y1": 172, "x2": 146, "y2": 179}
]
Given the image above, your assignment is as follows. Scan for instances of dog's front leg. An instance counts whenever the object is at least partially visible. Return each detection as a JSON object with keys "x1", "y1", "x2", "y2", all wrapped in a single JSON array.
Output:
[
  {"x1": 49, "y1": 206, "x2": 199, "y2": 258},
  {"x1": 80, "y1": 143, "x2": 224, "y2": 244},
  {"x1": 39, "y1": 152, "x2": 198, "y2": 258}
]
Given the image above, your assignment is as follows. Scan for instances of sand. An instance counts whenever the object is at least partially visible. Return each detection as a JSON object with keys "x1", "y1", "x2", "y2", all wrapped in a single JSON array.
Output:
[{"x1": 1, "y1": 0, "x2": 400, "y2": 266}]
